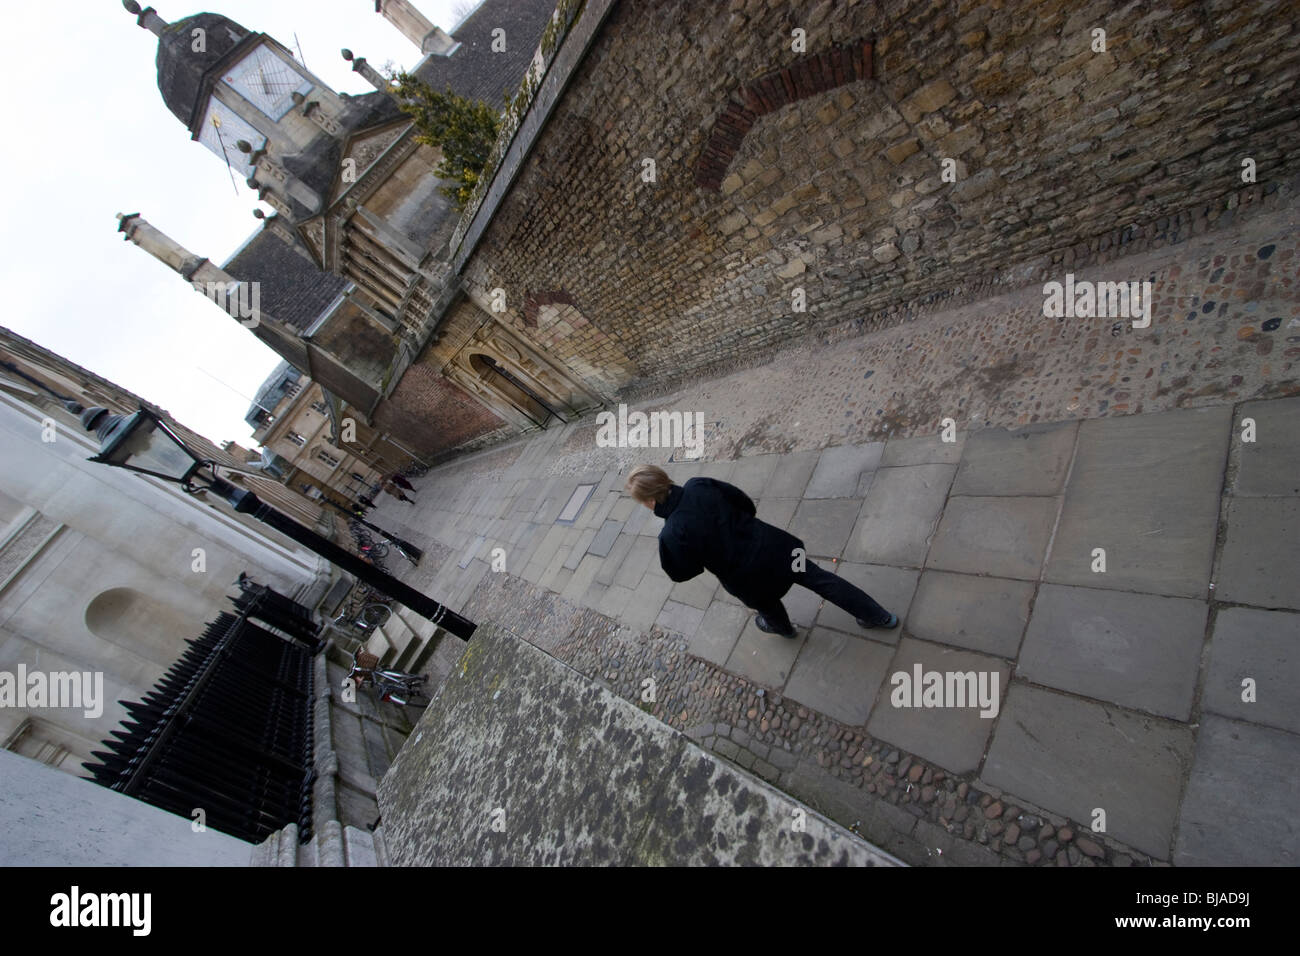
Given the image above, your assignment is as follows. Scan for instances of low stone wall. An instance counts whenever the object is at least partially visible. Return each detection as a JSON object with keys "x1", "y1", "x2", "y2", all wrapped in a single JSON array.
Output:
[{"x1": 377, "y1": 621, "x2": 902, "y2": 865}]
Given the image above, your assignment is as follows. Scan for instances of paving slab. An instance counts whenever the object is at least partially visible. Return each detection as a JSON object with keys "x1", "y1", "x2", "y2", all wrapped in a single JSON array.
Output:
[
  {"x1": 1216, "y1": 497, "x2": 1300, "y2": 610},
  {"x1": 729, "y1": 454, "x2": 782, "y2": 498},
  {"x1": 805, "y1": 442, "x2": 885, "y2": 498},
  {"x1": 664, "y1": 460, "x2": 704, "y2": 484},
  {"x1": 726, "y1": 616, "x2": 807, "y2": 689},
  {"x1": 1232, "y1": 396, "x2": 1300, "y2": 496},
  {"x1": 609, "y1": 496, "x2": 638, "y2": 521},
  {"x1": 926, "y1": 496, "x2": 1059, "y2": 580},
  {"x1": 563, "y1": 527, "x2": 598, "y2": 569},
  {"x1": 1018, "y1": 584, "x2": 1207, "y2": 721},
  {"x1": 1203, "y1": 607, "x2": 1300, "y2": 734},
  {"x1": 1045, "y1": 406, "x2": 1231, "y2": 598},
  {"x1": 561, "y1": 554, "x2": 604, "y2": 603},
  {"x1": 669, "y1": 571, "x2": 718, "y2": 610},
  {"x1": 457, "y1": 534, "x2": 487, "y2": 569},
  {"x1": 689, "y1": 601, "x2": 750, "y2": 666},
  {"x1": 782, "y1": 578, "x2": 825, "y2": 628},
  {"x1": 866, "y1": 638, "x2": 1008, "y2": 775},
  {"x1": 755, "y1": 497, "x2": 798, "y2": 530},
  {"x1": 784, "y1": 627, "x2": 896, "y2": 725},
  {"x1": 905, "y1": 570, "x2": 1033, "y2": 657},
  {"x1": 656, "y1": 599, "x2": 706, "y2": 639},
  {"x1": 981, "y1": 683, "x2": 1195, "y2": 859},
  {"x1": 762, "y1": 449, "x2": 820, "y2": 498},
  {"x1": 951, "y1": 421, "x2": 1078, "y2": 496},
  {"x1": 639, "y1": 512, "x2": 665, "y2": 537},
  {"x1": 881, "y1": 432, "x2": 965, "y2": 466},
  {"x1": 579, "y1": 580, "x2": 607, "y2": 611},
  {"x1": 528, "y1": 525, "x2": 569, "y2": 571},
  {"x1": 815, "y1": 562, "x2": 919, "y2": 643},
  {"x1": 1173, "y1": 715, "x2": 1300, "y2": 866},
  {"x1": 587, "y1": 518, "x2": 624, "y2": 557},
  {"x1": 595, "y1": 532, "x2": 636, "y2": 586},
  {"x1": 698, "y1": 460, "x2": 735, "y2": 482},
  {"x1": 621, "y1": 502, "x2": 650, "y2": 536},
  {"x1": 844, "y1": 463, "x2": 956, "y2": 566},
  {"x1": 597, "y1": 584, "x2": 635, "y2": 620},
  {"x1": 613, "y1": 536, "x2": 658, "y2": 589},
  {"x1": 789, "y1": 498, "x2": 861, "y2": 558},
  {"x1": 620, "y1": 574, "x2": 674, "y2": 631}
]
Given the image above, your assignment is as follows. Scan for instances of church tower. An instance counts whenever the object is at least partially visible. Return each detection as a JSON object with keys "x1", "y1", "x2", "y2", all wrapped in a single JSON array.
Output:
[{"x1": 122, "y1": 0, "x2": 349, "y2": 222}]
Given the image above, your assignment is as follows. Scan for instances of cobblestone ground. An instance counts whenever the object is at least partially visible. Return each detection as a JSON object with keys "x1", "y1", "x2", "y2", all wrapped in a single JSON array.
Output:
[{"x1": 367, "y1": 199, "x2": 1298, "y2": 867}]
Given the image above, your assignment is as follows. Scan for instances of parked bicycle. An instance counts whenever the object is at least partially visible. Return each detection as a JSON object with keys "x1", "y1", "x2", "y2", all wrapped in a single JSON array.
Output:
[
  {"x1": 332, "y1": 600, "x2": 392, "y2": 632},
  {"x1": 347, "y1": 646, "x2": 427, "y2": 707},
  {"x1": 397, "y1": 459, "x2": 429, "y2": 480}
]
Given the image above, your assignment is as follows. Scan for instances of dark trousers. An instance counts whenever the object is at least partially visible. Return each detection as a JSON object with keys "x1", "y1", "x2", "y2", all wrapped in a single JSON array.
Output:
[{"x1": 751, "y1": 560, "x2": 890, "y2": 630}]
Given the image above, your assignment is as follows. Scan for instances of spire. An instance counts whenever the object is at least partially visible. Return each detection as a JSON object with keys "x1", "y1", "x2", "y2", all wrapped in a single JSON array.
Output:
[
  {"x1": 374, "y1": 0, "x2": 460, "y2": 56},
  {"x1": 116, "y1": 213, "x2": 206, "y2": 279},
  {"x1": 341, "y1": 49, "x2": 394, "y2": 94},
  {"x1": 122, "y1": 0, "x2": 167, "y2": 38}
]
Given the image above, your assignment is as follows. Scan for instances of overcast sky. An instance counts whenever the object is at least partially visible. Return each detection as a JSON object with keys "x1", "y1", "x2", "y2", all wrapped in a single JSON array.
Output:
[{"x1": 0, "y1": 0, "x2": 471, "y2": 447}]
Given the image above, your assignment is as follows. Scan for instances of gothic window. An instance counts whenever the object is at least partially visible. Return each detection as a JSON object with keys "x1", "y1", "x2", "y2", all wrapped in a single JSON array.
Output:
[
  {"x1": 310, "y1": 401, "x2": 328, "y2": 415},
  {"x1": 286, "y1": 431, "x2": 306, "y2": 447},
  {"x1": 316, "y1": 450, "x2": 340, "y2": 469}
]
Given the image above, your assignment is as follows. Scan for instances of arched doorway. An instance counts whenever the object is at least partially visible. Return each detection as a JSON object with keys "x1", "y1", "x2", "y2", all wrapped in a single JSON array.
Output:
[{"x1": 468, "y1": 353, "x2": 566, "y2": 428}]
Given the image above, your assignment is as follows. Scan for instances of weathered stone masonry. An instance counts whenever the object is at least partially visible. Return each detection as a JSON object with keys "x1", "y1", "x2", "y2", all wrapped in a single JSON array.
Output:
[{"x1": 444, "y1": 0, "x2": 1298, "y2": 425}]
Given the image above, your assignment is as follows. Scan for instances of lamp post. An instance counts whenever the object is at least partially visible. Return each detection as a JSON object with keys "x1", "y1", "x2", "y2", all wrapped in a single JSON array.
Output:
[{"x1": 79, "y1": 404, "x2": 476, "y2": 641}]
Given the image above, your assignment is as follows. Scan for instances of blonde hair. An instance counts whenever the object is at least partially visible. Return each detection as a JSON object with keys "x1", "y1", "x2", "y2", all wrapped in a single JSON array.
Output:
[{"x1": 625, "y1": 464, "x2": 671, "y2": 504}]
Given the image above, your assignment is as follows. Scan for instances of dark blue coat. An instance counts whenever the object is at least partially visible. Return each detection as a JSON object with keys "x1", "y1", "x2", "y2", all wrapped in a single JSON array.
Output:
[{"x1": 654, "y1": 477, "x2": 805, "y2": 607}]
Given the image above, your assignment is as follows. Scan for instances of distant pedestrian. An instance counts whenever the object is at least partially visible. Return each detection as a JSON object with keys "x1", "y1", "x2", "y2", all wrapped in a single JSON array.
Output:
[
  {"x1": 381, "y1": 479, "x2": 414, "y2": 504},
  {"x1": 626, "y1": 465, "x2": 898, "y2": 637},
  {"x1": 387, "y1": 473, "x2": 415, "y2": 493}
]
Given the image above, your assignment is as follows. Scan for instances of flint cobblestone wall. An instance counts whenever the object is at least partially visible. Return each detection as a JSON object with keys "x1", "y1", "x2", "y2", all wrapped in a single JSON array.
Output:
[{"x1": 456, "y1": 0, "x2": 1300, "y2": 409}]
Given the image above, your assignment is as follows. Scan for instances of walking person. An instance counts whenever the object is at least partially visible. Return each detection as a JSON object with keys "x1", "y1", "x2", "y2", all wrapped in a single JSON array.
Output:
[
  {"x1": 625, "y1": 465, "x2": 898, "y2": 637},
  {"x1": 381, "y1": 479, "x2": 415, "y2": 504},
  {"x1": 387, "y1": 472, "x2": 416, "y2": 494}
]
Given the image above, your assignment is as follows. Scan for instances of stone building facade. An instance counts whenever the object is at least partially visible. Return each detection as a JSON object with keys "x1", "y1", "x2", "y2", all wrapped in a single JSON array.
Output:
[
  {"x1": 119, "y1": 0, "x2": 558, "y2": 458},
  {"x1": 0, "y1": 325, "x2": 330, "y2": 774},
  {"x1": 243, "y1": 361, "x2": 420, "y2": 509},
  {"x1": 120, "y1": 0, "x2": 1300, "y2": 465}
]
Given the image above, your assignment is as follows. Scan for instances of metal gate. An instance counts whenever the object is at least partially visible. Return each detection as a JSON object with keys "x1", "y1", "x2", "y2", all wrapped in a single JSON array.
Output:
[{"x1": 83, "y1": 584, "x2": 320, "y2": 844}]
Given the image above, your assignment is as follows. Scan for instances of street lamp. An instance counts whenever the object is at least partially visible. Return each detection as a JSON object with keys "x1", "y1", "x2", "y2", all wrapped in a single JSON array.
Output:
[{"x1": 81, "y1": 404, "x2": 476, "y2": 641}]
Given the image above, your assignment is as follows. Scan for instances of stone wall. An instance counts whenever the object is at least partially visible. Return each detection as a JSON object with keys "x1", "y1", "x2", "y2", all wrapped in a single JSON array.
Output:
[
  {"x1": 451, "y1": 0, "x2": 1300, "y2": 411},
  {"x1": 377, "y1": 622, "x2": 902, "y2": 865},
  {"x1": 373, "y1": 354, "x2": 508, "y2": 457}
]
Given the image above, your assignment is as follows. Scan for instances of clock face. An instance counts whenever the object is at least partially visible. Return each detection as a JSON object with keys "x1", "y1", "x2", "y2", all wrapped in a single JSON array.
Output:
[
  {"x1": 196, "y1": 102, "x2": 264, "y2": 173},
  {"x1": 224, "y1": 44, "x2": 313, "y2": 119}
]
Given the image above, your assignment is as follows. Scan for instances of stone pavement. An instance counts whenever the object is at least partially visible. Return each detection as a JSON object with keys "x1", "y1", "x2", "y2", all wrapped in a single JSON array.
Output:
[{"x1": 364, "y1": 206, "x2": 1299, "y2": 866}]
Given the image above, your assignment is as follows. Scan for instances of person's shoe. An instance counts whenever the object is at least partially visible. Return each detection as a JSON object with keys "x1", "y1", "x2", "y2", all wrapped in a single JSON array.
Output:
[
  {"x1": 755, "y1": 614, "x2": 797, "y2": 638},
  {"x1": 857, "y1": 612, "x2": 899, "y2": 630}
]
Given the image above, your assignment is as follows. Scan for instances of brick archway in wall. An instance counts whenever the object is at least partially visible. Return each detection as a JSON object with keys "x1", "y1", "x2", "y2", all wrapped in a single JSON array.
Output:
[{"x1": 694, "y1": 38, "x2": 874, "y2": 191}]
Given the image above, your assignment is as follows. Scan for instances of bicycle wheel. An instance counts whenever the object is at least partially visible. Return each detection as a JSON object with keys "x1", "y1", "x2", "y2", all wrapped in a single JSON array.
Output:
[{"x1": 359, "y1": 603, "x2": 392, "y2": 628}]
